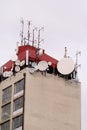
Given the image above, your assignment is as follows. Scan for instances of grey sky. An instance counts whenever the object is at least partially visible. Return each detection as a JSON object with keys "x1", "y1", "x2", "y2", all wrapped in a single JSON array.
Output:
[{"x1": 0, "y1": 0, "x2": 87, "y2": 129}]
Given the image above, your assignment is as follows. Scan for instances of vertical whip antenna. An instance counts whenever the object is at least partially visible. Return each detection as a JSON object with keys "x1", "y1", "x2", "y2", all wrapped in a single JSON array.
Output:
[
  {"x1": 64, "y1": 47, "x2": 67, "y2": 58},
  {"x1": 15, "y1": 42, "x2": 19, "y2": 54},
  {"x1": 38, "y1": 27, "x2": 44, "y2": 48},
  {"x1": 20, "y1": 19, "x2": 24, "y2": 45},
  {"x1": 27, "y1": 21, "x2": 31, "y2": 45},
  {"x1": 75, "y1": 51, "x2": 81, "y2": 80},
  {"x1": 32, "y1": 27, "x2": 37, "y2": 46}
]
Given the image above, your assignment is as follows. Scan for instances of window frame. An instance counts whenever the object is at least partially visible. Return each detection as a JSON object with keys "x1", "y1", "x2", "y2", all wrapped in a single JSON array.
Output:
[
  {"x1": 13, "y1": 115, "x2": 23, "y2": 130},
  {"x1": 2, "y1": 103, "x2": 11, "y2": 120},
  {"x1": 1, "y1": 120, "x2": 10, "y2": 130},
  {"x1": 13, "y1": 96, "x2": 24, "y2": 112},
  {"x1": 2, "y1": 86, "x2": 12, "y2": 104},
  {"x1": 14, "y1": 79, "x2": 24, "y2": 94}
]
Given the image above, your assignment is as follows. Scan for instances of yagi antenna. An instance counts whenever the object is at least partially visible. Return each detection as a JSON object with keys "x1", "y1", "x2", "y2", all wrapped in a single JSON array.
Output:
[
  {"x1": 20, "y1": 18, "x2": 24, "y2": 45},
  {"x1": 38, "y1": 27, "x2": 44, "y2": 48}
]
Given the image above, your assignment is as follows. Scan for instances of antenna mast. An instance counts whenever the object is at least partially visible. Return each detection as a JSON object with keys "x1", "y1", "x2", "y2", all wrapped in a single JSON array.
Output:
[
  {"x1": 20, "y1": 19, "x2": 24, "y2": 45},
  {"x1": 64, "y1": 47, "x2": 67, "y2": 58},
  {"x1": 27, "y1": 21, "x2": 31, "y2": 45},
  {"x1": 15, "y1": 42, "x2": 19, "y2": 54},
  {"x1": 32, "y1": 28, "x2": 37, "y2": 46},
  {"x1": 38, "y1": 27, "x2": 44, "y2": 48},
  {"x1": 75, "y1": 51, "x2": 81, "y2": 80}
]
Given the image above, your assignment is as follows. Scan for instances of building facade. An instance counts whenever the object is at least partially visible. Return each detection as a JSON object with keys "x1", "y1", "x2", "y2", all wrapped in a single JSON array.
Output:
[{"x1": 0, "y1": 45, "x2": 81, "y2": 130}]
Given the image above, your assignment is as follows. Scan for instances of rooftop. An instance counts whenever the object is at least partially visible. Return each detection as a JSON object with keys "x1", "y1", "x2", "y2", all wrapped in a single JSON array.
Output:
[{"x1": 3, "y1": 44, "x2": 58, "y2": 72}]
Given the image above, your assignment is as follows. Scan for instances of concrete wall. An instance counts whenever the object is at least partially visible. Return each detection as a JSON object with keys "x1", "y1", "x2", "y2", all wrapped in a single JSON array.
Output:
[
  {"x1": 0, "y1": 69, "x2": 24, "y2": 130},
  {"x1": 24, "y1": 69, "x2": 81, "y2": 130},
  {"x1": 0, "y1": 68, "x2": 81, "y2": 130}
]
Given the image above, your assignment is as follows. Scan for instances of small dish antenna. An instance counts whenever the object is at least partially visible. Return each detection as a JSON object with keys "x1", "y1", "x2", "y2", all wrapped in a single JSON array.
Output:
[
  {"x1": 34, "y1": 65, "x2": 38, "y2": 70},
  {"x1": 57, "y1": 57, "x2": 75, "y2": 75},
  {"x1": 15, "y1": 66, "x2": 20, "y2": 72},
  {"x1": 3, "y1": 71, "x2": 13, "y2": 77},
  {"x1": 38, "y1": 60, "x2": 48, "y2": 71},
  {"x1": 32, "y1": 62, "x2": 37, "y2": 68},
  {"x1": 20, "y1": 60, "x2": 25, "y2": 67},
  {"x1": 11, "y1": 54, "x2": 18, "y2": 62},
  {"x1": 31, "y1": 62, "x2": 38, "y2": 70},
  {"x1": 15, "y1": 60, "x2": 20, "y2": 66},
  {"x1": 29, "y1": 68, "x2": 36, "y2": 74}
]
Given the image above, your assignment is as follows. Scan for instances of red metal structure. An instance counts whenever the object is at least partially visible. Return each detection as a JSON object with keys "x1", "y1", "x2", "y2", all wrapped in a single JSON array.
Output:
[{"x1": 3, "y1": 45, "x2": 58, "y2": 72}]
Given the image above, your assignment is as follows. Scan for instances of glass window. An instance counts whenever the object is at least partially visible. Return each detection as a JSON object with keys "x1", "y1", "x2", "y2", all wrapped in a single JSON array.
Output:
[
  {"x1": 2, "y1": 103, "x2": 11, "y2": 120},
  {"x1": 13, "y1": 96, "x2": 23, "y2": 111},
  {"x1": 2, "y1": 86, "x2": 12, "y2": 104},
  {"x1": 14, "y1": 79, "x2": 24, "y2": 94},
  {"x1": 13, "y1": 115, "x2": 23, "y2": 129},
  {"x1": 1, "y1": 121, "x2": 10, "y2": 130}
]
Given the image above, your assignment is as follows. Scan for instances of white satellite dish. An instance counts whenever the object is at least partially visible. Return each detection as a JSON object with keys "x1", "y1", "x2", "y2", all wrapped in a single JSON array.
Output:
[
  {"x1": 32, "y1": 62, "x2": 38, "y2": 70},
  {"x1": 20, "y1": 60, "x2": 25, "y2": 66},
  {"x1": 11, "y1": 54, "x2": 18, "y2": 61},
  {"x1": 32, "y1": 62, "x2": 37, "y2": 67},
  {"x1": 3, "y1": 71, "x2": 13, "y2": 77},
  {"x1": 57, "y1": 58, "x2": 75, "y2": 75},
  {"x1": 38, "y1": 60, "x2": 48, "y2": 71},
  {"x1": 29, "y1": 68, "x2": 36, "y2": 73},
  {"x1": 48, "y1": 61, "x2": 52, "y2": 66},
  {"x1": 35, "y1": 65, "x2": 38, "y2": 70},
  {"x1": 15, "y1": 66, "x2": 20, "y2": 72},
  {"x1": 57, "y1": 57, "x2": 75, "y2": 75},
  {"x1": 15, "y1": 60, "x2": 20, "y2": 66}
]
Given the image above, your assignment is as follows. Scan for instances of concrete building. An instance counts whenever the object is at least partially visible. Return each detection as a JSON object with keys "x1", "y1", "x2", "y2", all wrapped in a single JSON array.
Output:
[{"x1": 0, "y1": 45, "x2": 81, "y2": 130}]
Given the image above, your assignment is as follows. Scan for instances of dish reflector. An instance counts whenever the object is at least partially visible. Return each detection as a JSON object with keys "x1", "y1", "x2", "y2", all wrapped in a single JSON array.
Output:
[
  {"x1": 29, "y1": 68, "x2": 36, "y2": 73},
  {"x1": 32, "y1": 62, "x2": 37, "y2": 68},
  {"x1": 57, "y1": 57, "x2": 75, "y2": 75},
  {"x1": 15, "y1": 66, "x2": 20, "y2": 72},
  {"x1": 38, "y1": 60, "x2": 48, "y2": 71},
  {"x1": 15, "y1": 60, "x2": 20, "y2": 66},
  {"x1": 32, "y1": 62, "x2": 38, "y2": 70},
  {"x1": 20, "y1": 60, "x2": 25, "y2": 66},
  {"x1": 11, "y1": 55, "x2": 18, "y2": 61},
  {"x1": 29, "y1": 68, "x2": 35, "y2": 74},
  {"x1": 3, "y1": 71, "x2": 13, "y2": 77}
]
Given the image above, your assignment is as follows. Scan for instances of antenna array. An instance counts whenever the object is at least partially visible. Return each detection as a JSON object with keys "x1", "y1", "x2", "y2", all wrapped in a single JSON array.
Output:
[{"x1": 20, "y1": 19, "x2": 44, "y2": 48}]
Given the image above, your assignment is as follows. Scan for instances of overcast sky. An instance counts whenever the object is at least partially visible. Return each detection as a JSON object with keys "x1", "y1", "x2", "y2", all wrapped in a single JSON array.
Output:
[{"x1": 0, "y1": 0, "x2": 87, "y2": 129}]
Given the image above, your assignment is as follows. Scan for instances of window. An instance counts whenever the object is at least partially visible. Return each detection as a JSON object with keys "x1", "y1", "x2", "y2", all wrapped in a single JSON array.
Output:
[
  {"x1": 2, "y1": 86, "x2": 12, "y2": 104},
  {"x1": 1, "y1": 121, "x2": 10, "y2": 130},
  {"x1": 13, "y1": 115, "x2": 23, "y2": 129},
  {"x1": 13, "y1": 96, "x2": 23, "y2": 111},
  {"x1": 2, "y1": 103, "x2": 11, "y2": 120},
  {"x1": 14, "y1": 79, "x2": 24, "y2": 94}
]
